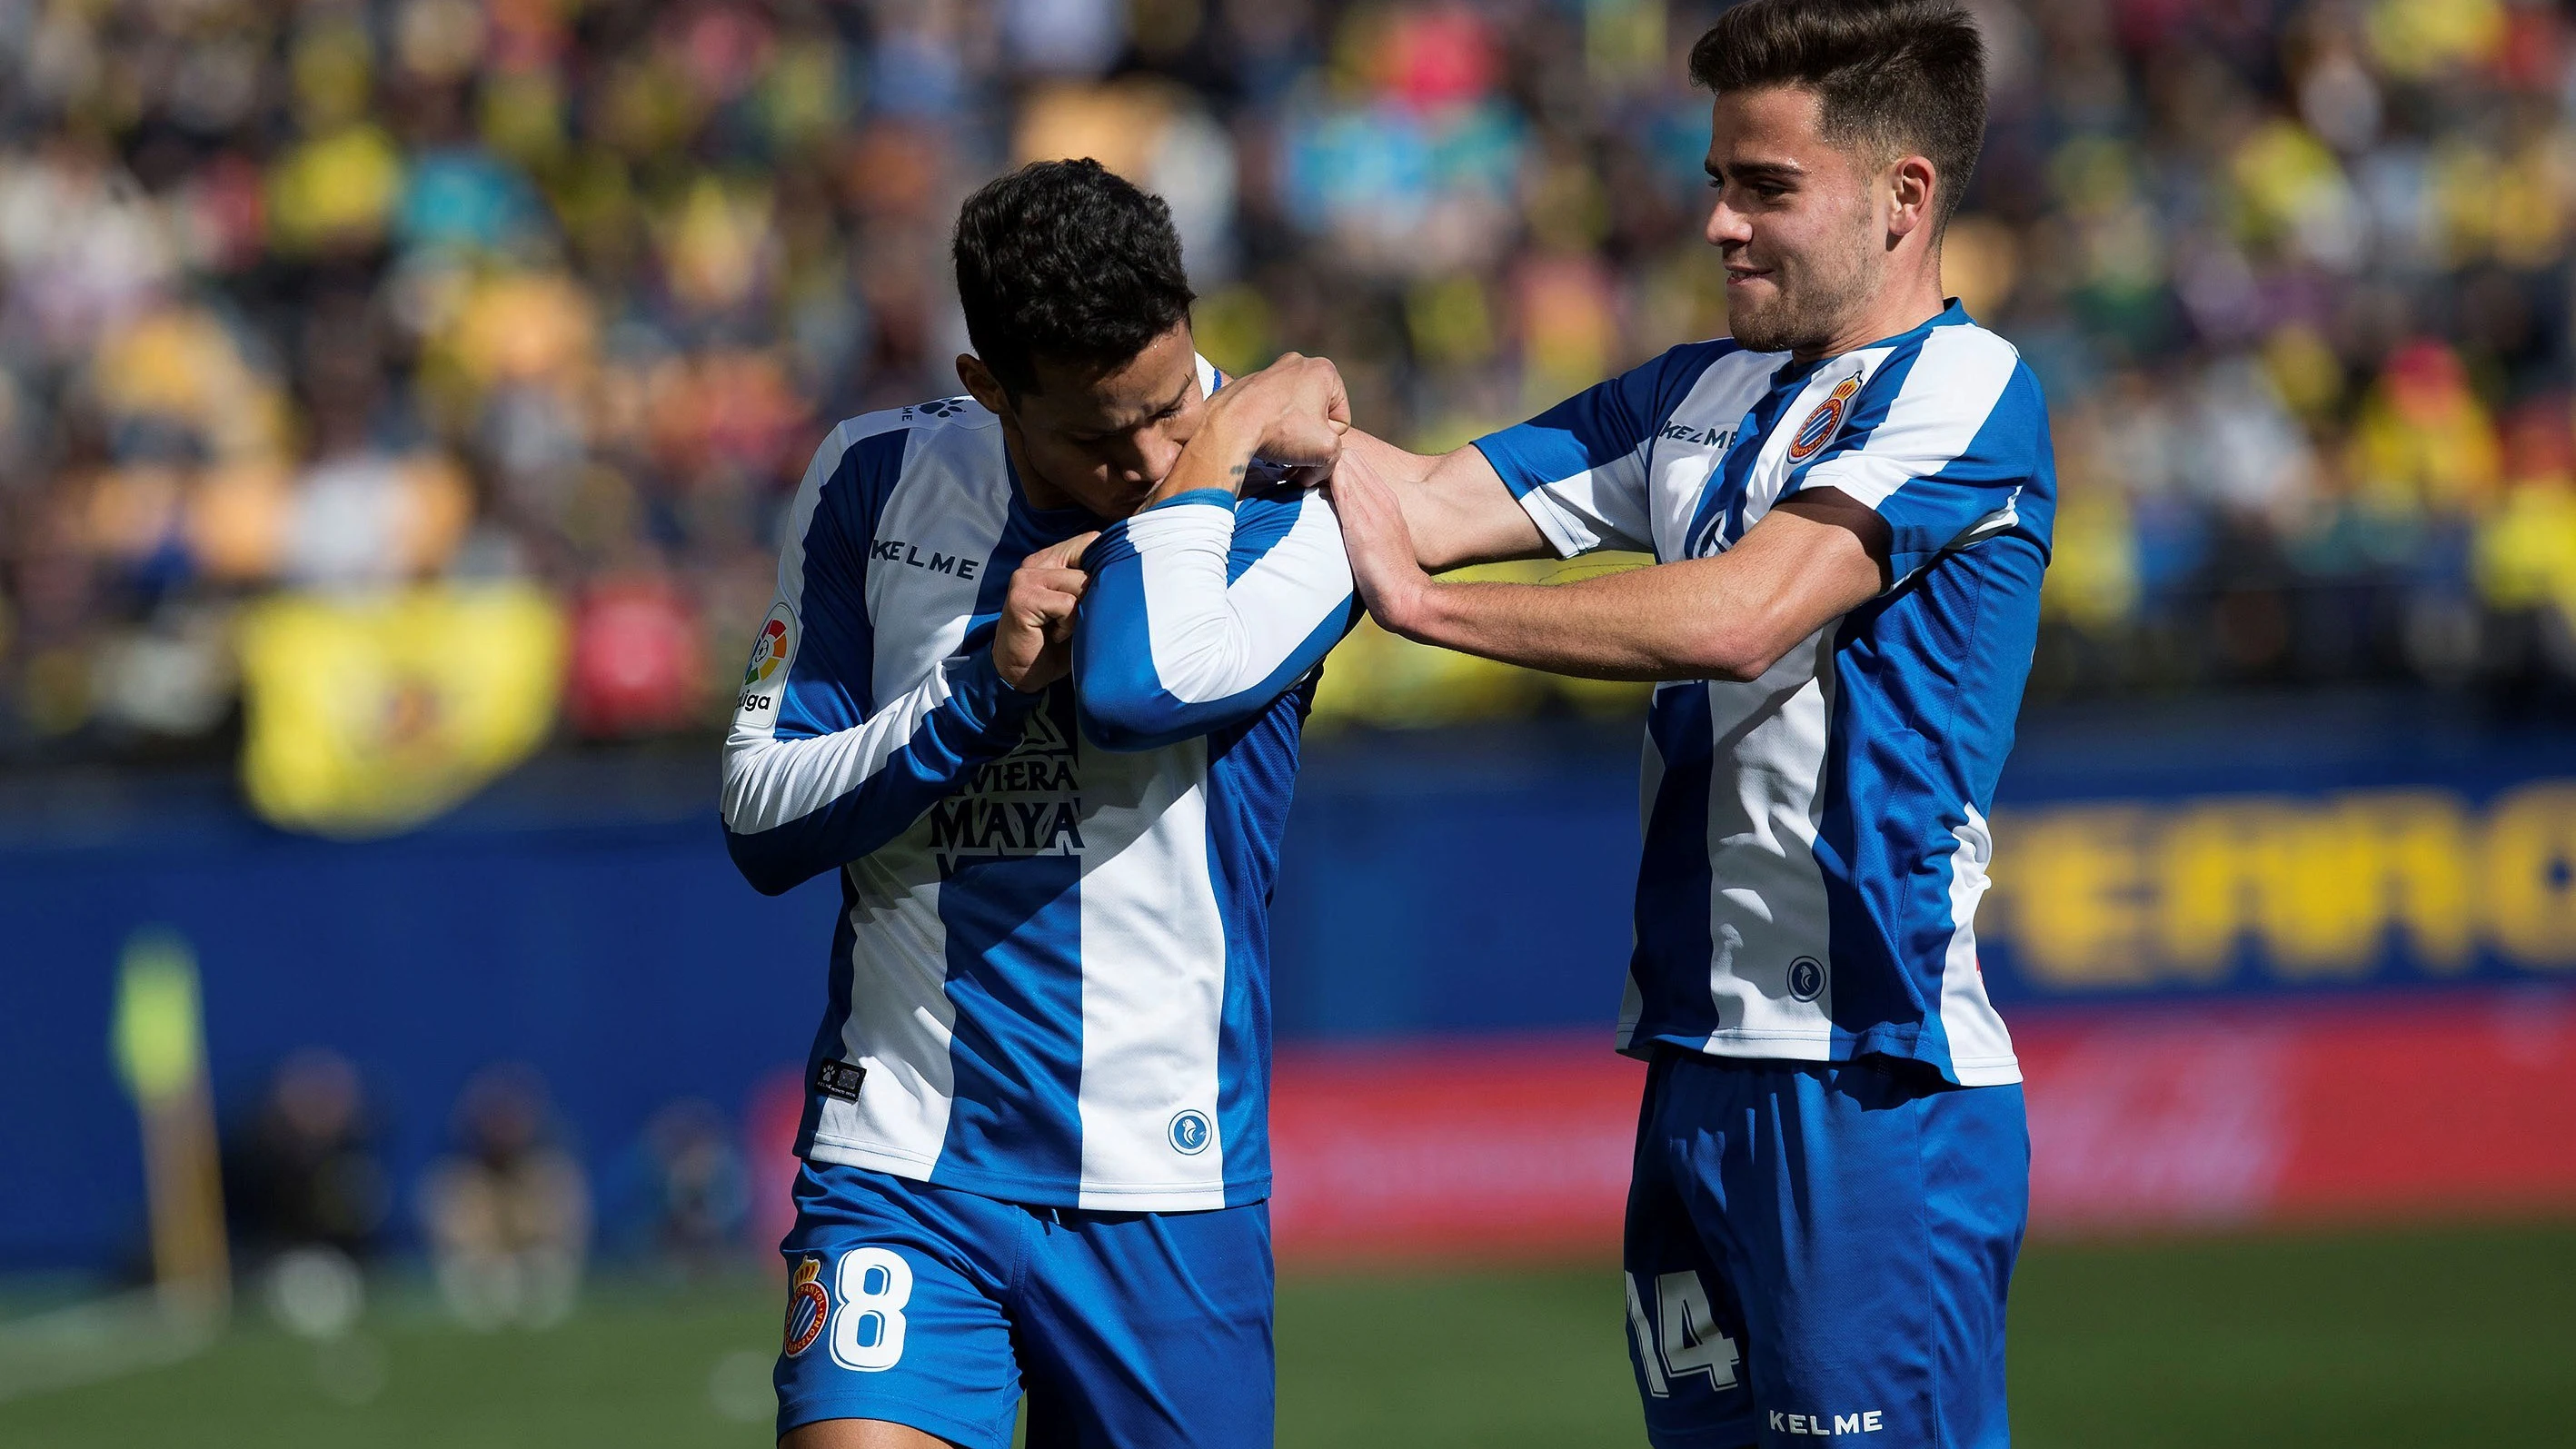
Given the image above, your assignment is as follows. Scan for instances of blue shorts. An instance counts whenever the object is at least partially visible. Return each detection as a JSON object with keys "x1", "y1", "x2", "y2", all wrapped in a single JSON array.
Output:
[
  {"x1": 1623, "y1": 1052, "x2": 2028, "y2": 1449},
  {"x1": 773, "y1": 1162, "x2": 1273, "y2": 1449}
]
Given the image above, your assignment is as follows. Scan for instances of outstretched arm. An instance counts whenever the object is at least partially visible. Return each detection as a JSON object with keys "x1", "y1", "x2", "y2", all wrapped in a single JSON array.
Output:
[
  {"x1": 1338, "y1": 431, "x2": 1553, "y2": 572},
  {"x1": 1330, "y1": 450, "x2": 1885, "y2": 682},
  {"x1": 1336, "y1": 328, "x2": 2045, "y2": 682}
]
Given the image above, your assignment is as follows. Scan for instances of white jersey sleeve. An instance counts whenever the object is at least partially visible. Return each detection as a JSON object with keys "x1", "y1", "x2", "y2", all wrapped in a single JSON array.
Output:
[
  {"x1": 721, "y1": 419, "x2": 1040, "y2": 895},
  {"x1": 1071, "y1": 477, "x2": 1362, "y2": 751}
]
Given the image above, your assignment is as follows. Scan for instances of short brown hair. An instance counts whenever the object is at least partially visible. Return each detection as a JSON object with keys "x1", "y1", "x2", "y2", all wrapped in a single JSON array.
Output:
[{"x1": 1689, "y1": 0, "x2": 1987, "y2": 231}]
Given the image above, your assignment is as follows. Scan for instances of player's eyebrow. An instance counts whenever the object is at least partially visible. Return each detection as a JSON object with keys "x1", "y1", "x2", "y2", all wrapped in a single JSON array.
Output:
[
  {"x1": 1707, "y1": 159, "x2": 1805, "y2": 186},
  {"x1": 1072, "y1": 379, "x2": 1194, "y2": 441}
]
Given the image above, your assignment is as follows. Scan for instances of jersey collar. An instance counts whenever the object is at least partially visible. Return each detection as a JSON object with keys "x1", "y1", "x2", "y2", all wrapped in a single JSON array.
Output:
[{"x1": 1771, "y1": 298, "x2": 1973, "y2": 389}]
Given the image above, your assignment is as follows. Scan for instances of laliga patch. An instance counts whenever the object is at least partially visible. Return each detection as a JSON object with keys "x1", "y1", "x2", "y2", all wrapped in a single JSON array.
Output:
[
  {"x1": 783, "y1": 1255, "x2": 830, "y2": 1356},
  {"x1": 1785, "y1": 375, "x2": 1862, "y2": 463},
  {"x1": 737, "y1": 602, "x2": 797, "y2": 720}
]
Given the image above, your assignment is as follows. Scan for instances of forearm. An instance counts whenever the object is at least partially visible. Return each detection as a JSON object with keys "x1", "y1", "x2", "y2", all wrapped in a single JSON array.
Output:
[
  {"x1": 1381, "y1": 571, "x2": 1734, "y2": 682},
  {"x1": 1342, "y1": 430, "x2": 1547, "y2": 571},
  {"x1": 1378, "y1": 509, "x2": 1886, "y2": 683},
  {"x1": 721, "y1": 649, "x2": 1038, "y2": 893}
]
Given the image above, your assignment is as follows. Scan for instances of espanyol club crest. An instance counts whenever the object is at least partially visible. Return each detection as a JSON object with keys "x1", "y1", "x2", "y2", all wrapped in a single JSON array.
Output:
[
  {"x1": 1785, "y1": 375, "x2": 1862, "y2": 463},
  {"x1": 1787, "y1": 956, "x2": 1827, "y2": 1002},
  {"x1": 783, "y1": 1255, "x2": 830, "y2": 1356}
]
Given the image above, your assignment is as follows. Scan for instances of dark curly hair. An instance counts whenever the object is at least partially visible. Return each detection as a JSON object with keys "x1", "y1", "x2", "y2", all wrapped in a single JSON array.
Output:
[
  {"x1": 953, "y1": 159, "x2": 1196, "y2": 398},
  {"x1": 1689, "y1": 0, "x2": 1986, "y2": 233}
]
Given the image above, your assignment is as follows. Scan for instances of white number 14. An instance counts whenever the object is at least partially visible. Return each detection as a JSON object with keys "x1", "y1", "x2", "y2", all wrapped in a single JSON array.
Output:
[{"x1": 1624, "y1": 1270, "x2": 1741, "y2": 1395}]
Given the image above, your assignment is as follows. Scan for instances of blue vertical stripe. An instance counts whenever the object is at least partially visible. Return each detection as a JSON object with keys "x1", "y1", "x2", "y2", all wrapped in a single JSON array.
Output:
[
  {"x1": 1782, "y1": 336, "x2": 1928, "y2": 496},
  {"x1": 778, "y1": 429, "x2": 909, "y2": 738},
  {"x1": 1633, "y1": 682, "x2": 1719, "y2": 1047},
  {"x1": 1684, "y1": 364, "x2": 1815, "y2": 561},
  {"x1": 1811, "y1": 533, "x2": 2051, "y2": 1077},
  {"x1": 1201, "y1": 690, "x2": 1308, "y2": 1204},
  {"x1": 927, "y1": 470, "x2": 1103, "y2": 1198},
  {"x1": 792, "y1": 875, "x2": 866, "y2": 1158},
  {"x1": 935, "y1": 832, "x2": 1088, "y2": 1196}
]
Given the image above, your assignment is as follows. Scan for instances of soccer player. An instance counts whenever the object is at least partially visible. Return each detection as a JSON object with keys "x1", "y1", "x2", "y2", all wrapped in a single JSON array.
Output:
[
  {"x1": 720, "y1": 158, "x2": 1355, "y2": 1449},
  {"x1": 1113, "y1": 1, "x2": 2050, "y2": 1444}
]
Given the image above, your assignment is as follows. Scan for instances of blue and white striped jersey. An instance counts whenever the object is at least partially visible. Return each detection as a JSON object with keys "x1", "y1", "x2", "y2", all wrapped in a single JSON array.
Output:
[
  {"x1": 1477, "y1": 302, "x2": 2054, "y2": 1085},
  {"x1": 721, "y1": 358, "x2": 1359, "y2": 1211}
]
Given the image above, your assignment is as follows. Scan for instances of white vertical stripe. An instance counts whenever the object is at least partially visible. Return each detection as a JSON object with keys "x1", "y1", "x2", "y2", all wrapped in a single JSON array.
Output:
[
  {"x1": 1646, "y1": 349, "x2": 1792, "y2": 560},
  {"x1": 1696, "y1": 628, "x2": 1837, "y2": 1055},
  {"x1": 1939, "y1": 804, "x2": 2022, "y2": 1085},
  {"x1": 1796, "y1": 327, "x2": 2019, "y2": 510},
  {"x1": 1731, "y1": 348, "x2": 1895, "y2": 540},
  {"x1": 1073, "y1": 742, "x2": 1230, "y2": 1208},
  {"x1": 800, "y1": 416, "x2": 1013, "y2": 1179},
  {"x1": 865, "y1": 425, "x2": 1008, "y2": 688},
  {"x1": 811, "y1": 856, "x2": 960, "y2": 1171}
]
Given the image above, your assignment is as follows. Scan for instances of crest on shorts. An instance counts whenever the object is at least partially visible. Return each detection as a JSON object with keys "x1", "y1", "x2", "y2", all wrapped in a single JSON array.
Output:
[
  {"x1": 783, "y1": 1255, "x2": 830, "y2": 1356},
  {"x1": 1785, "y1": 375, "x2": 1862, "y2": 463}
]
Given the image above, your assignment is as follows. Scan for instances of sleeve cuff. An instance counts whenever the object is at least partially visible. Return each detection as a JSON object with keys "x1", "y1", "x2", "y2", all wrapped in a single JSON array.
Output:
[
  {"x1": 1085, "y1": 498, "x2": 1235, "y2": 571},
  {"x1": 1469, "y1": 438, "x2": 1594, "y2": 559},
  {"x1": 944, "y1": 648, "x2": 1046, "y2": 730}
]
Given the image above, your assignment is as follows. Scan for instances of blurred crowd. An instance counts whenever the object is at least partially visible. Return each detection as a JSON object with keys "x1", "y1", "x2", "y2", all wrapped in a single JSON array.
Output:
[
  {"x1": 6, "y1": 0, "x2": 2576, "y2": 772},
  {"x1": 224, "y1": 1051, "x2": 757, "y2": 1332}
]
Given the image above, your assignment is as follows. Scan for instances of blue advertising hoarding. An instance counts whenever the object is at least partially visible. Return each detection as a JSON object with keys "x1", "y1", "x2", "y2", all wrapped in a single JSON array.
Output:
[{"x1": 3, "y1": 702, "x2": 2573, "y2": 1272}]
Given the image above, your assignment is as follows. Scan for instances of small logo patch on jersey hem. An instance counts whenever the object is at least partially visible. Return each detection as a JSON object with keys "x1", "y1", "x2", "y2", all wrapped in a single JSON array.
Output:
[
  {"x1": 783, "y1": 1255, "x2": 829, "y2": 1356},
  {"x1": 815, "y1": 1060, "x2": 867, "y2": 1102},
  {"x1": 1785, "y1": 376, "x2": 1861, "y2": 463},
  {"x1": 1169, "y1": 1109, "x2": 1212, "y2": 1156},
  {"x1": 1787, "y1": 957, "x2": 1827, "y2": 1002}
]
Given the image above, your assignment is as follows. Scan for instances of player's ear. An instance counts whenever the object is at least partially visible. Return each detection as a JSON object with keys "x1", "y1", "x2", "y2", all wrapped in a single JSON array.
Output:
[
  {"x1": 1887, "y1": 155, "x2": 1936, "y2": 243},
  {"x1": 956, "y1": 353, "x2": 1012, "y2": 418}
]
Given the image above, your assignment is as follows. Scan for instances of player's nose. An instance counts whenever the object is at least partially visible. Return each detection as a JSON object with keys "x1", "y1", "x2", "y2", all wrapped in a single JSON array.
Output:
[
  {"x1": 1705, "y1": 196, "x2": 1752, "y2": 248},
  {"x1": 1130, "y1": 427, "x2": 1183, "y2": 485}
]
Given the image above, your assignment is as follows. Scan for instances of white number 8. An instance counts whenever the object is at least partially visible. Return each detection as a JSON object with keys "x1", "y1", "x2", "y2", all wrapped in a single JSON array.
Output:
[{"x1": 830, "y1": 1247, "x2": 914, "y2": 1372}]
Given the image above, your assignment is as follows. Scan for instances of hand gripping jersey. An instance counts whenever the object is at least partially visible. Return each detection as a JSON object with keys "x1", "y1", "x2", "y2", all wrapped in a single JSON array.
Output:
[
  {"x1": 721, "y1": 361, "x2": 1358, "y2": 1211},
  {"x1": 1477, "y1": 303, "x2": 2054, "y2": 1085}
]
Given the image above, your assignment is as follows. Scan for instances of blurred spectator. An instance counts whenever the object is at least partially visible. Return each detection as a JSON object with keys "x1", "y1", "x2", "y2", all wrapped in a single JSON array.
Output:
[
  {"x1": 9, "y1": 0, "x2": 2576, "y2": 779},
  {"x1": 611, "y1": 1098, "x2": 752, "y2": 1277},
  {"x1": 420, "y1": 1063, "x2": 590, "y2": 1331},
  {"x1": 222, "y1": 1047, "x2": 389, "y2": 1339}
]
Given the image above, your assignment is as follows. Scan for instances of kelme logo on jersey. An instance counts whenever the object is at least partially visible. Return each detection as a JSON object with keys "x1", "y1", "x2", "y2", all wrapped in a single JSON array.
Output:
[
  {"x1": 739, "y1": 604, "x2": 796, "y2": 714},
  {"x1": 1785, "y1": 376, "x2": 1862, "y2": 463},
  {"x1": 783, "y1": 1255, "x2": 830, "y2": 1356},
  {"x1": 1787, "y1": 957, "x2": 1827, "y2": 1002},
  {"x1": 1169, "y1": 1109, "x2": 1213, "y2": 1156}
]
